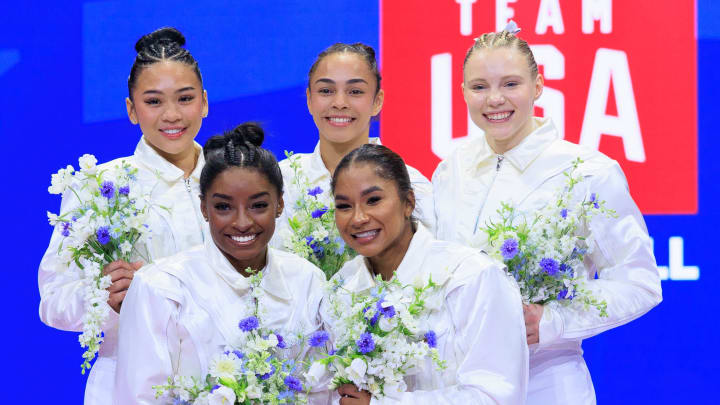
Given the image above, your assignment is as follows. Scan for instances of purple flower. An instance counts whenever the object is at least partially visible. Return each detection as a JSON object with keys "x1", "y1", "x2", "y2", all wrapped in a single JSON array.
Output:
[
  {"x1": 233, "y1": 350, "x2": 244, "y2": 359},
  {"x1": 284, "y1": 375, "x2": 303, "y2": 392},
  {"x1": 238, "y1": 316, "x2": 259, "y2": 332},
  {"x1": 589, "y1": 193, "x2": 597, "y2": 202},
  {"x1": 425, "y1": 331, "x2": 438, "y2": 348},
  {"x1": 99, "y1": 181, "x2": 115, "y2": 199},
  {"x1": 258, "y1": 365, "x2": 276, "y2": 380},
  {"x1": 560, "y1": 208, "x2": 568, "y2": 218},
  {"x1": 119, "y1": 185, "x2": 130, "y2": 196},
  {"x1": 593, "y1": 202, "x2": 600, "y2": 209},
  {"x1": 61, "y1": 222, "x2": 71, "y2": 237},
  {"x1": 376, "y1": 299, "x2": 395, "y2": 319},
  {"x1": 539, "y1": 258, "x2": 559, "y2": 276},
  {"x1": 309, "y1": 331, "x2": 329, "y2": 348},
  {"x1": 211, "y1": 384, "x2": 220, "y2": 392},
  {"x1": 307, "y1": 186, "x2": 323, "y2": 197},
  {"x1": 560, "y1": 263, "x2": 574, "y2": 277},
  {"x1": 356, "y1": 332, "x2": 375, "y2": 354},
  {"x1": 96, "y1": 226, "x2": 111, "y2": 245},
  {"x1": 557, "y1": 289, "x2": 569, "y2": 300},
  {"x1": 305, "y1": 236, "x2": 314, "y2": 245},
  {"x1": 311, "y1": 207, "x2": 328, "y2": 219},
  {"x1": 500, "y1": 238, "x2": 519, "y2": 260},
  {"x1": 276, "y1": 334, "x2": 286, "y2": 348}
]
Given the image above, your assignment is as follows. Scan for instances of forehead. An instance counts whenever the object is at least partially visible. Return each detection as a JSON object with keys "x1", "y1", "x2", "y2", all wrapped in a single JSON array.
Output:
[
  {"x1": 311, "y1": 52, "x2": 375, "y2": 84},
  {"x1": 464, "y1": 47, "x2": 531, "y2": 80},
  {"x1": 209, "y1": 167, "x2": 275, "y2": 196},
  {"x1": 335, "y1": 163, "x2": 397, "y2": 193},
  {"x1": 134, "y1": 60, "x2": 201, "y2": 91}
]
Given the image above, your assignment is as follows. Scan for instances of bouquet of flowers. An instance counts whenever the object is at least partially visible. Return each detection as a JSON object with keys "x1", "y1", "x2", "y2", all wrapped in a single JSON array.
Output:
[
  {"x1": 307, "y1": 274, "x2": 447, "y2": 399},
  {"x1": 282, "y1": 151, "x2": 355, "y2": 279},
  {"x1": 153, "y1": 269, "x2": 311, "y2": 404},
  {"x1": 480, "y1": 158, "x2": 616, "y2": 316},
  {"x1": 46, "y1": 154, "x2": 153, "y2": 373}
]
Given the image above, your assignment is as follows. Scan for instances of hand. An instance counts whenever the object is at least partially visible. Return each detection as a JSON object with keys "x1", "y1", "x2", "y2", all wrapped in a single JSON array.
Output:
[
  {"x1": 337, "y1": 384, "x2": 371, "y2": 405},
  {"x1": 104, "y1": 260, "x2": 143, "y2": 313},
  {"x1": 523, "y1": 303, "x2": 544, "y2": 345}
]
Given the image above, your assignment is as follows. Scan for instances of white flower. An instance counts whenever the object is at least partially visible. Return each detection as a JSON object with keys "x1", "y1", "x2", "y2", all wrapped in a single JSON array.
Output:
[
  {"x1": 245, "y1": 382, "x2": 262, "y2": 399},
  {"x1": 78, "y1": 154, "x2": 98, "y2": 174},
  {"x1": 209, "y1": 354, "x2": 242, "y2": 379},
  {"x1": 119, "y1": 241, "x2": 133, "y2": 255},
  {"x1": 47, "y1": 212, "x2": 60, "y2": 226},
  {"x1": 346, "y1": 357, "x2": 368, "y2": 384},
  {"x1": 305, "y1": 361, "x2": 329, "y2": 385},
  {"x1": 208, "y1": 385, "x2": 236, "y2": 405},
  {"x1": 48, "y1": 165, "x2": 74, "y2": 194}
]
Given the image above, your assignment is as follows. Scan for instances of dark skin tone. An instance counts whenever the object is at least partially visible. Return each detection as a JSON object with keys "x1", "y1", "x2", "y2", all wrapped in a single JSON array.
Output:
[{"x1": 104, "y1": 260, "x2": 143, "y2": 313}]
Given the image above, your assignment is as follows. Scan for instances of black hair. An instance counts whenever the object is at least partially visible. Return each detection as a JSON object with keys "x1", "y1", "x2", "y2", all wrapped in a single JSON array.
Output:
[
  {"x1": 331, "y1": 144, "x2": 413, "y2": 206},
  {"x1": 128, "y1": 27, "x2": 203, "y2": 99},
  {"x1": 200, "y1": 123, "x2": 283, "y2": 197},
  {"x1": 307, "y1": 42, "x2": 382, "y2": 94}
]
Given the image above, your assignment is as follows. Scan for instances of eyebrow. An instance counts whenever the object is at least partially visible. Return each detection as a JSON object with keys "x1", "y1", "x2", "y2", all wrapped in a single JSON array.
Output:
[
  {"x1": 249, "y1": 191, "x2": 270, "y2": 199},
  {"x1": 141, "y1": 86, "x2": 196, "y2": 95},
  {"x1": 314, "y1": 78, "x2": 369, "y2": 85},
  {"x1": 212, "y1": 193, "x2": 232, "y2": 200},
  {"x1": 334, "y1": 185, "x2": 383, "y2": 201},
  {"x1": 468, "y1": 74, "x2": 524, "y2": 82}
]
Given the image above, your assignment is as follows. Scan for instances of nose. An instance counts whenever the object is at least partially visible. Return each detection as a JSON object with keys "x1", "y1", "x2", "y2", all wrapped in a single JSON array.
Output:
[
  {"x1": 162, "y1": 102, "x2": 182, "y2": 122},
  {"x1": 232, "y1": 209, "x2": 254, "y2": 231},
  {"x1": 487, "y1": 88, "x2": 506, "y2": 107},
  {"x1": 331, "y1": 91, "x2": 348, "y2": 109},
  {"x1": 350, "y1": 205, "x2": 369, "y2": 227}
]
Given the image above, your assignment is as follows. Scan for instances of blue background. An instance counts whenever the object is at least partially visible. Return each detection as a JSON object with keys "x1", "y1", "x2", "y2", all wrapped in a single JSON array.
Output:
[{"x1": 0, "y1": 0, "x2": 715, "y2": 402}]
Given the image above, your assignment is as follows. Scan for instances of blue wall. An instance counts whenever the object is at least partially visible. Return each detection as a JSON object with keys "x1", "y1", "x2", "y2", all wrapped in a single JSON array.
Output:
[{"x1": 0, "y1": 1, "x2": 714, "y2": 402}]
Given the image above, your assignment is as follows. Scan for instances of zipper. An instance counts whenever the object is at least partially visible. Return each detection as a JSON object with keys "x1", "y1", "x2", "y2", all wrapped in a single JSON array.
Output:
[
  {"x1": 473, "y1": 154, "x2": 505, "y2": 235},
  {"x1": 496, "y1": 154, "x2": 505, "y2": 171},
  {"x1": 184, "y1": 177, "x2": 191, "y2": 193}
]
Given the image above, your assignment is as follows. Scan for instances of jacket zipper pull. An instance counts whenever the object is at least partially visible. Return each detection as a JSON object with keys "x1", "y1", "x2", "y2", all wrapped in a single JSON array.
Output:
[
  {"x1": 496, "y1": 155, "x2": 505, "y2": 171},
  {"x1": 184, "y1": 177, "x2": 191, "y2": 192}
]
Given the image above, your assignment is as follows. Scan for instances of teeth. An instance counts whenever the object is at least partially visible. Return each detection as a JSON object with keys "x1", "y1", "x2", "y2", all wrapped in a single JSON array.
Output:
[
  {"x1": 486, "y1": 112, "x2": 511, "y2": 120},
  {"x1": 162, "y1": 129, "x2": 182, "y2": 134},
  {"x1": 354, "y1": 230, "x2": 378, "y2": 238},
  {"x1": 329, "y1": 117, "x2": 352, "y2": 123},
  {"x1": 230, "y1": 234, "x2": 256, "y2": 243}
]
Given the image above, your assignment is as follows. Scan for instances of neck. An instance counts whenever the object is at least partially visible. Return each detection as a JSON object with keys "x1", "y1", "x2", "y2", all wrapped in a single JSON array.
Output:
[
  {"x1": 368, "y1": 222, "x2": 415, "y2": 281},
  {"x1": 319, "y1": 134, "x2": 370, "y2": 175},
  {"x1": 230, "y1": 247, "x2": 268, "y2": 277},
  {"x1": 486, "y1": 117, "x2": 539, "y2": 155},
  {"x1": 147, "y1": 138, "x2": 199, "y2": 178}
]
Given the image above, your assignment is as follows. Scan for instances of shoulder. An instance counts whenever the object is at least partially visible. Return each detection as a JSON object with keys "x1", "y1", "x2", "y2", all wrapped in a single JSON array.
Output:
[
  {"x1": 330, "y1": 255, "x2": 365, "y2": 284},
  {"x1": 279, "y1": 152, "x2": 313, "y2": 172},
  {"x1": 432, "y1": 136, "x2": 485, "y2": 184},
  {"x1": 547, "y1": 141, "x2": 628, "y2": 188},
  {"x1": 270, "y1": 248, "x2": 326, "y2": 283},
  {"x1": 134, "y1": 245, "x2": 206, "y2": 297}
]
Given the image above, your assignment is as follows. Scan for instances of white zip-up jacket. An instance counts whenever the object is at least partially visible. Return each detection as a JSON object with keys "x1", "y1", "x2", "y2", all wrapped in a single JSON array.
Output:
[
  {"x1": 432, "y1": 118, "x2": 662, "y2": 404},
  {"x1": 38, "y1": 137, "x2": 206, "y2": 404}
]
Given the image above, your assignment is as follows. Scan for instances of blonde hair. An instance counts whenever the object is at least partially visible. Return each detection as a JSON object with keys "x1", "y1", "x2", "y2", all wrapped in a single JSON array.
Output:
[{"x1": 463, "y1": 30, "x2": 538, "y2": 78}]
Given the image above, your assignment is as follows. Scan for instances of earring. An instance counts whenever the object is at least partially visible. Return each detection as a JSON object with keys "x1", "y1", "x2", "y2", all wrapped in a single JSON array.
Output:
[{"x1": 203, "y1": 216, "x2": 209, "y2": 222}]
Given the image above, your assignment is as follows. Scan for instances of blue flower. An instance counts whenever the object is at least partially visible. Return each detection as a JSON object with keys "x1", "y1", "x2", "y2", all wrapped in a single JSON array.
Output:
[
  {"x1": 560, "y1": 208, "x2": 568, "y2": 218},
  {"x1": 307, "y1": 186, "x2": 323, "y2": 197},
  {"x1": 258, "y1": 365, "x2": 276, "y2": 380},
  {"x1": 500, "y1": 238, "x2": 519, "y2": 260},
  {"x1": 377, "y1": 299, "x2": 395, "y2": 319},
  {"x1": 284, "y1": 375, "x2": 303, "y2": 392},
  {"x1": 539, "y1": 258, "x2": 559, "y2": 276},
  {"x1": 557, "y1": 289, "x2": 569, "y2": 300},
  {"x1": 560, "y1": 263, "x2": 574, "y2": 277},
  {"x1": 119, "y1": 185, "x2": 130, "y2": 196},
  {"x1": 96, "y1": 226, "x2": 111, "y2": 245},
  {"x1": 334, "y1": 236, "x2": 347, "y2": 255},
  {"x1": 61, "y1": 222, "x2": 71, "y2": 237},
  {"x1": 309, "y1": 331, "x2": 329, "y2": 347},
  {"x1": 172, "y1": 399, "x2": 190, "y2": 405},
  {"x1": 238, "y1": 316, "x2": 259, "y2": 332},
  {"x1": 278, "y1": 390, "x2": 295, "y2": 400},
  {"x1": 593, "y1": 201, "x2": 600, "y2": 209},
  {"x1": 356, "y1": 332, "x2": 375, "y2": 354},
  {"x1": 99, "y1": 181, "x2": 115, "y2": 199},
  {"x1": 363, "y1": 305, "x2": 381, "y2": 326},
  {"x1": 589, "y1": 193, "x2": 597, "y2": 202},
  {"x1": 305, "y1": 236, "x2": 314, "y2": 245},
  {"x1": 211, "y1": 384, "x2": 220, "y2": 392},
  {"x1": 233, "y1": 350, "x2": 244, "y2": 359},
  {"x1": 425, "y1": 331, "x2": 438, "y2": 348},
  {"x1": 311, "y1": 207, "x2": 329, "y2": 219},
  {"x1": 276, "y1": 334, "x2": 286, "y2": 349}
]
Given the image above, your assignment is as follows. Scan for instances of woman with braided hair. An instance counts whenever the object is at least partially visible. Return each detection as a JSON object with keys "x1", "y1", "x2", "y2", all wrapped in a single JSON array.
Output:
[
  {"x1": 38, "y1": 27, "x2": 209, "y2": 403},
  {"x1": 114, "y1": 123, "x2": 328, "y2": 404}
]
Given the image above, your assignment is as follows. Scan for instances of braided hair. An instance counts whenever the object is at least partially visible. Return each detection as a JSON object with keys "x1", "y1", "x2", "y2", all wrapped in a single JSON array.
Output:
[
  {"x1": 463, "y1": 29, "x2": 538, "y2": 78},
  {"x1": 128, "y1": 27, "x2": 203, "y2": 99},
  {"x1": 200, "y1": 123, "x2": 283, "y2": 198}
]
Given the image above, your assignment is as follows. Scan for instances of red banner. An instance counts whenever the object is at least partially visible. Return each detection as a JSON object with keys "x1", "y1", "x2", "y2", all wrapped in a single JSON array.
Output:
[{"x1": 380, "y1": 0, "x2": 697, "y2": 214}]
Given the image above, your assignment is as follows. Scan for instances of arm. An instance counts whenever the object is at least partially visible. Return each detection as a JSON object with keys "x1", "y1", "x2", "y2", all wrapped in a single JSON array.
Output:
[
  {"x1": 374, "y1": 260, "x2": 528, "y2": 405},
  {"x1": 539, "y1": 162, "x2": 663, "y2": 345},
  {"x1": 114, "y1": 270, "x2": 177, "y2": 404}
]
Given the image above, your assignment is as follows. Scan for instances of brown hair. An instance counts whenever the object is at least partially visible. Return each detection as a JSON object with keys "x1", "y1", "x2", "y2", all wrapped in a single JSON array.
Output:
[{"x1": 463, "y1": 30, "x2": 538, "y2": 78}]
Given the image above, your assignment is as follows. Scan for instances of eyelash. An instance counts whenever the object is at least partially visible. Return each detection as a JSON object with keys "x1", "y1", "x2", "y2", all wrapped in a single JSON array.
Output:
[{"x1": 214, "y1": 203, "x2": 230, "y2": 211}]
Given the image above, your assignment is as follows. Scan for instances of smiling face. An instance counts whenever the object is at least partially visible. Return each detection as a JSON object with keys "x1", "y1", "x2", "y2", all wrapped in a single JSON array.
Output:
[
  {"x1": 126, "y1": 60, "x2": 208, "y2": 160},
  {"x1": 306, "y1": 52, "x2": 384, "y2": 148},
  {"x1": 200, "y1": 167, "x2": 283, "y2": 273},
  {"x1": 333, "y1": 163, "x2": 414, "y2": 265},
  {"x1": 462, "y1": 47, "x2": 543, "y2": 153}
]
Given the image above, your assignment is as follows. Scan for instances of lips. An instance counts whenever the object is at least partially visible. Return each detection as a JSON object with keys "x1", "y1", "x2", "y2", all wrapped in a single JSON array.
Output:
[
  {"x1": 160, "y1": 127, "x2": 187, "y2": 139},
  {"x1": 484, "y1": 111, "x2": 513, "y2": 122},
  {"x1": 351, "y1": 229, "x2": 380, "y2": 244},
  {"x1": 325, "y1": 116, "x2": 354, "y2": 127},
  {"x1": 228, "y1": 233, "x2": 258, "y2": 246}
]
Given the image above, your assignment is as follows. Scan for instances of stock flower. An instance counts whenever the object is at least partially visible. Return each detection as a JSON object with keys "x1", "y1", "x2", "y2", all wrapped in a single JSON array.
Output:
[
  {"x1": 78, "y1": 154, "x2": 98, "y2": 174},
  {"x1": 500, "y1": 238, "x2": 519, "y2": 260},
  {"x1": 238, "y1": 316, "x2": 259, "y2": 332}
]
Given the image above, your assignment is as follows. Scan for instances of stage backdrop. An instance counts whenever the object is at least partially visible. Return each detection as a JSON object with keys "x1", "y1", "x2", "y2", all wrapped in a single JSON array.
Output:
[{"x1": 0, "y1": 0, "x2": 715, "y2": 402}]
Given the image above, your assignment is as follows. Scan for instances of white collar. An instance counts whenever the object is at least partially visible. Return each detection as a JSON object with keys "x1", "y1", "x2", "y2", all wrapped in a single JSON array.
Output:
[
  {"x1": 134, "y1": 136, "x2": 205, "y2": 183},
  {"x1": 308, "y1": 137, "x2": 383, "y2": 183}
]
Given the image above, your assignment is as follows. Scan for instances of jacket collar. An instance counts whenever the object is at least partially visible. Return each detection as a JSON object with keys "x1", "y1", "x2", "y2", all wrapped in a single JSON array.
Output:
[
  {"x1": 307, "y1": 137, "x2": 382, "y2": 183},
  {"x1": 134, "y1": 136, "x2": 205, "y2": 183},
  {"x1": 204, "y1": 237, "x2": 293, "y2": 301}
]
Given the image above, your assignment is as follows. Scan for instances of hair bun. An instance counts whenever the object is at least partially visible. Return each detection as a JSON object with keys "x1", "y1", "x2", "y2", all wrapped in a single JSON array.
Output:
[
  {"x1": 229, "y1": 122, "x2": 265, "y2": 148},
  {"x1": 135, "y1": 27, "x2": 186, "y2": 53}
]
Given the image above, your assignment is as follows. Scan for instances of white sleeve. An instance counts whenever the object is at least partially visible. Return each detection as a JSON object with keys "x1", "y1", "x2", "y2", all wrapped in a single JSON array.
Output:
[
  {"x1": 374, "y1": 261, "x2": 528, "y2": 405},
  {"x1": 39, "y1": 190, "x2": 119, "y2": 332},
  {"x1": 408, "y1": 166, "x2": 436, "y2": 236},
  {"x1": 114, "y1": 270, "x2": 177, "y2": 405},
  {"x1": 539, "y1": 162, "x2": 663, "y2": 345}
]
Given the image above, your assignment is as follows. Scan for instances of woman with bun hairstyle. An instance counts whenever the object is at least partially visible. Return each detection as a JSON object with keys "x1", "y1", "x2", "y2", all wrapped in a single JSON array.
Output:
[
  {"x1": 38, "y1": 27, "x2": 208, "y2": 403},
  {"x1": 325, "y1": 144, "x2": 527, "y2": 404},
  {"x1": 432, "y1": 23, "x2": 662, "y2": 404},
  {"x1": 272, "y1": 43, "x2": 435, "y2": 251},
  {"x1": 114, "y1": 123, "x2": 327, "y2": 404}
]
